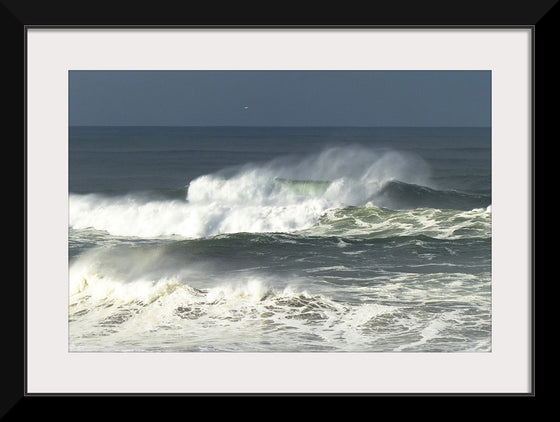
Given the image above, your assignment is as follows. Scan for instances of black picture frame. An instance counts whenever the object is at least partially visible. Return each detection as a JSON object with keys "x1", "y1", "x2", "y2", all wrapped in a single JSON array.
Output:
[{"x1": 9, "y1": 0, "x2": 550, "y2": 414}]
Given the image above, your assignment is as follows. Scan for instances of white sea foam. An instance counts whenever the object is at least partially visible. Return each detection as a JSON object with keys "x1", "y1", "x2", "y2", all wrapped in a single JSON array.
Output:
[
  {"x1": 69, "y1": 147, "x2": 433, "y2": 239},
  {"x1": 308, "y1": 205, "x2": 491, "y2": 239},
  {"x1": 69, "y1": 272, "x2": 398, "y2": 352},
  {"x1": 68, "y1": 243, "x2": 491, "y2": 353},
  {"x1": 69, "y1": 269, "x2": 490, "y2": 352}
]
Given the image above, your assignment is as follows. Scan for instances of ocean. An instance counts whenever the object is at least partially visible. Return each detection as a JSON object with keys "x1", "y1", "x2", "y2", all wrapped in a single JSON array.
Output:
[{"x1": 68, "y1": 126, "x2": 491, "y2": 352}]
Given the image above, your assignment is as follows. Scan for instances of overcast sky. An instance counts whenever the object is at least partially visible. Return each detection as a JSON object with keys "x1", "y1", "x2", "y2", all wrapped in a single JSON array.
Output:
[{"x1": 69, "y1": 70, "x2": 491, "y2": 127}]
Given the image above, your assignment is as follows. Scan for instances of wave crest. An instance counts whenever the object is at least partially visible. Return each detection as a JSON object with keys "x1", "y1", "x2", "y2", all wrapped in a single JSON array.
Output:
[{"x1": 69, "y1": 146, "x2": 489, "y2": 239}]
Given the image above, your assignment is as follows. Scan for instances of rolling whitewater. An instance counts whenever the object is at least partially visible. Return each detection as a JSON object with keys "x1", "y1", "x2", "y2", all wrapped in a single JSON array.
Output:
[{"x1": 68, "y1": 126, "x2": 491, "y2": 352}]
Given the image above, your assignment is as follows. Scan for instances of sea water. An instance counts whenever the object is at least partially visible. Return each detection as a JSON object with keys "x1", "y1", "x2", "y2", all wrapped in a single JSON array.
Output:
[{"x1": 68, "y1": 126, "x2": 491, "y2": 352}]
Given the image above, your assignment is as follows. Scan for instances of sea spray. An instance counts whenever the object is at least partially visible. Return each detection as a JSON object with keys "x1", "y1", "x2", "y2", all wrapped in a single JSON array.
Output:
[{"x1": 69, "y1": 146, "x2": 436, "y2": 238}]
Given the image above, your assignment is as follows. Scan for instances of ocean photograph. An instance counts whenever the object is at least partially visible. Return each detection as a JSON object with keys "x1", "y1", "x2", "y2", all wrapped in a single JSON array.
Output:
[{"x1": 68, "y1": 70, "x2": 491, "y2": 353}]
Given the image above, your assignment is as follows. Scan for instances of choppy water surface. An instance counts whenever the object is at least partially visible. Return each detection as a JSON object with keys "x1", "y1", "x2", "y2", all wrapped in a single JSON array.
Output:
[{"x1": 69, "y1": 126, "x2": 491, "y2": 352}]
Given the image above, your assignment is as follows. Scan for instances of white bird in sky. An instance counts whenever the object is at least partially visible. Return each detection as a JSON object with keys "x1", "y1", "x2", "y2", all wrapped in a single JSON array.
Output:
[{"x1": 243, "y1": 106, "x2": 249, "y2": 110}]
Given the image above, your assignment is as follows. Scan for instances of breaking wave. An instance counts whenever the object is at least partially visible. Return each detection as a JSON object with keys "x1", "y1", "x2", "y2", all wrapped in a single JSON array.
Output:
[{"x1": 69, "y1": 146, "x2": 491, "y2": 239}]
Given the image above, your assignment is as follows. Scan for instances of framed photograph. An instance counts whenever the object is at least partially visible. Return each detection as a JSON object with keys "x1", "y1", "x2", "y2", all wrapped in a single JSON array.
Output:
[{"x1": 11, "y1": 0, "x2": 547, "y2": 410}]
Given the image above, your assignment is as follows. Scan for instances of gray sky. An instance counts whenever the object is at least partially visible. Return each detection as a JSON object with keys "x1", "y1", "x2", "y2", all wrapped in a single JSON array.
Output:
[{"x1": 68, "y1": 70, "x2": 491, "y2": 127}]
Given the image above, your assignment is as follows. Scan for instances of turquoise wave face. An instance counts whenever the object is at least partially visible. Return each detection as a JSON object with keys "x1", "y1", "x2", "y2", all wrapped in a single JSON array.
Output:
[
  {"x1": 274, "y1": 177, "x2": 490, "y2": 211},
  {"x1": 273, "y1": 178, "x2": 332, "y2": 196}
]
